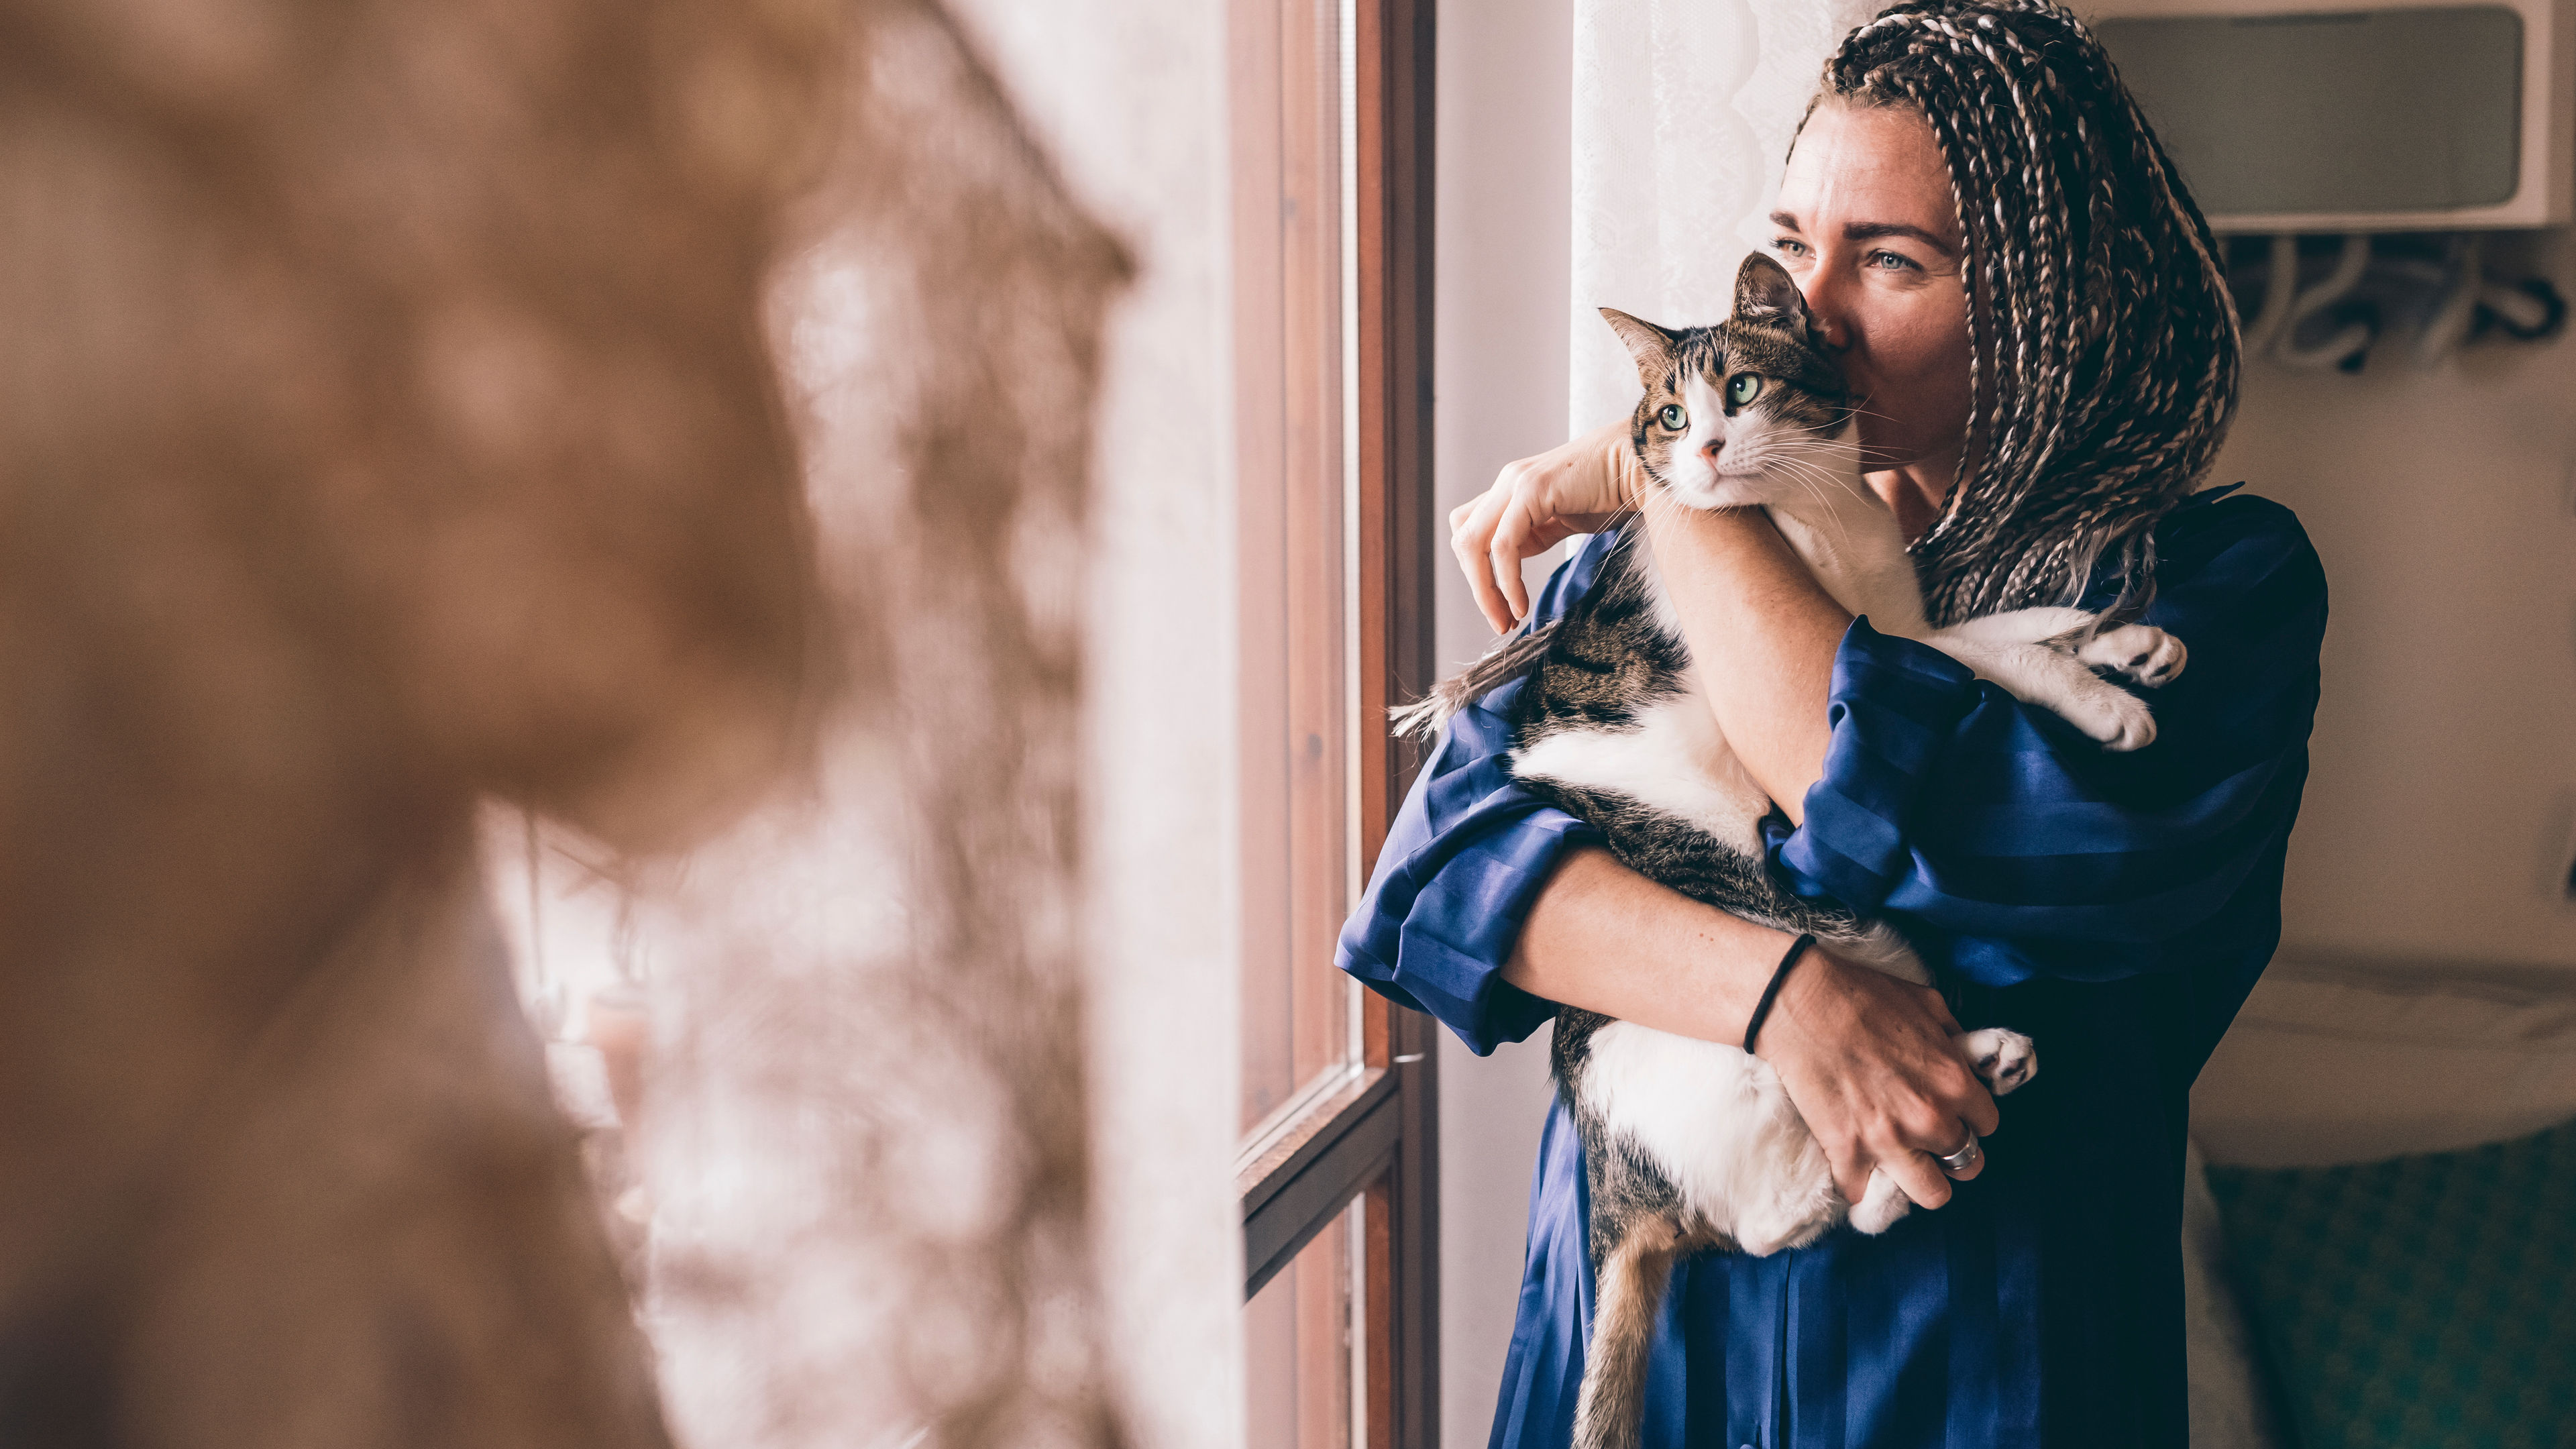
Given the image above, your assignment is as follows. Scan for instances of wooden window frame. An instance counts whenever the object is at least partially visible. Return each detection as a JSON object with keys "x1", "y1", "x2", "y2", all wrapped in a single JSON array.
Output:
[{"x1": 1233, "y1": 0, "x2": 1438, "y2": 1444}]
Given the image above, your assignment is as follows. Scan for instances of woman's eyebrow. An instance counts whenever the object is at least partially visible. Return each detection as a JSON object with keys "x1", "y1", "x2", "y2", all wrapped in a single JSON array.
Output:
[
  {"x1": 1768, "y1": 211, "x2": 1960, "y2": 257},
  {"x1": 1841, "y1": 221, "x2": 1958, "y2": 256}
]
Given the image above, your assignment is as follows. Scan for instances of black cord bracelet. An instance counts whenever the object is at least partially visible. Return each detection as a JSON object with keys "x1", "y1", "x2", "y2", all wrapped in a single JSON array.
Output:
[{"x1": 1741, "y1": 932, "x2": 1817, "y2": 1059}]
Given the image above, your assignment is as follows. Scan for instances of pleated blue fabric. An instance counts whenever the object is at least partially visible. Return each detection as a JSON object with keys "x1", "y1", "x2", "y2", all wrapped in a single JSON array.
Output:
[{"x1": 1338, "y1": 487, "x2": 2326, "y2": 1449}]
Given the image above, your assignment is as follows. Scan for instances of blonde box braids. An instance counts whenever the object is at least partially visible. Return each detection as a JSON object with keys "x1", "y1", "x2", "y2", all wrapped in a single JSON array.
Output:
[{"x1": 1816, "y1": 0, "x2": 2241, "y2": 624}]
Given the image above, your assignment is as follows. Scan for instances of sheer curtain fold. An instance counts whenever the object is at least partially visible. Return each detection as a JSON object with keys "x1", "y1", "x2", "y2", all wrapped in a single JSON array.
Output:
[{"x1": 1567, "y1": 0, "x2": 1881, "y2": 431}]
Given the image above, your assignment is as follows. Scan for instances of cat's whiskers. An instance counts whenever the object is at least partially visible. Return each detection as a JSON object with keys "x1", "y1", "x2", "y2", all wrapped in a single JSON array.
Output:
[
  {"x1": 1763, "y1": 448, "x2": 1858, "y2": 491},
  {"x1": 1782, "y1": 466, "x2": 1851, "y2": 533},
  {"x1": 1725, "y1": 446, "x2": 1856, "y2": 533}
]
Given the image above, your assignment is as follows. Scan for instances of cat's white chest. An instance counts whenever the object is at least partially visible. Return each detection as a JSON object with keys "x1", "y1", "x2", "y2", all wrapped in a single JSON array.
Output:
[{"x1": 1507, "y1": 669, "x2": 1772, "y2": 856}]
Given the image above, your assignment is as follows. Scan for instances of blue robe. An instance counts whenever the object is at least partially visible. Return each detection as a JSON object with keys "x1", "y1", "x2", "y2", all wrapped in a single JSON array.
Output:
[{"x1": 1336, "y1": 488, "x2": 2326, "y2": 1449}]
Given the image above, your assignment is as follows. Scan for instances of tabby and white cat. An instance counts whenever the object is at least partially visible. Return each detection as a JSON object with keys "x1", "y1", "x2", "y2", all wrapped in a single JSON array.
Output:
[{"x1": 1403, "y1": 253, "x2": 2186, "y2": 1449}]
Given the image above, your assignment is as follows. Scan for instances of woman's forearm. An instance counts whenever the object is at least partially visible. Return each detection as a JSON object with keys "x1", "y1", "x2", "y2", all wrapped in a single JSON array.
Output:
[
  {"x1": 1503, "y1": 845, "x2": 1794, "y2": 1044},
  {"x1": 1644, "y1": 504, "x2": 1847, "y2": 823},
  {"x1": 1502, "y1": 842, "x2": 1998, "y2": 1210}
]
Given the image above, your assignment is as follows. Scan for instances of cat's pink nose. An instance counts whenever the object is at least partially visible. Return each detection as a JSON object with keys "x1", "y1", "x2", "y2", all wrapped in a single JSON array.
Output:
[{"x1": 1700, "y1": 437, "x2": 1725, "y2": 462}]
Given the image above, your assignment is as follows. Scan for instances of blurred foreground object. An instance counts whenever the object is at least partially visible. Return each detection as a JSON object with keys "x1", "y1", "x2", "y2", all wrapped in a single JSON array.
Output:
[
  {"x1": 627, "y1": 5, "x2": 1132, "y2": 1446},
  {"x1": 0, "y1": 0, "x2": 1127, "y2": 1443}
]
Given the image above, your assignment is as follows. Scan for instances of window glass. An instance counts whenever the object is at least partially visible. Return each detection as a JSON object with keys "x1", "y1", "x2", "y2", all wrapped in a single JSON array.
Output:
[{"x1": 1236, "y1": 0, "x2": 1363, "y2": 1136}]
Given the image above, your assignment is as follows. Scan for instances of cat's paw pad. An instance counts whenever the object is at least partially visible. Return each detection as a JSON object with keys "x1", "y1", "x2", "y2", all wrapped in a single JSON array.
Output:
[
  {"x1": 2079, "y1": 624, "x2": 2187, "y2": 688},
  {"x1": 1965, "y1": 1028, "x2": 2038, "y2": 1096}
]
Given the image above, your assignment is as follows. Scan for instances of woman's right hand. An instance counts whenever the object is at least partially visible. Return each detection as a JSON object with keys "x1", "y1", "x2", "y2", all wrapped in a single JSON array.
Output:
[
  {"x1": 1758, "y1": 949, "x2": 2000, "y2": 1213},
  {"x1": 1449, "y1": 420, "x2": 1636, "y2": 633}
]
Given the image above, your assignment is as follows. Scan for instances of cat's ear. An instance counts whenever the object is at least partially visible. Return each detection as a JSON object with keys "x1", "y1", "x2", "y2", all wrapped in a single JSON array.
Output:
[
  {"x1": 1733, "y1": 252, "x2": 1811, "y2": 330},
  {"x1": 1599, "y1": 308, "x2": 1678, "y2": 383}
]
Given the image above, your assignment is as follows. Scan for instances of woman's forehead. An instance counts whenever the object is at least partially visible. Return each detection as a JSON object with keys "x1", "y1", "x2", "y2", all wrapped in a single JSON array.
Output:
[{"x1": 1776, "y1": 101, "x2": 1963, "y2": 252}]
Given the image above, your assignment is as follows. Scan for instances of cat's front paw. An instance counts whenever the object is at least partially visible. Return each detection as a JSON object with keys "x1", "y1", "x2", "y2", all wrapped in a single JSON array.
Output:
[
  {"x1": 1963, "y1": 1027, "x2": 2037, "y2": 1096},
  {"x1": 2079, "y1": 623, "x2": 2187, "y2": 688},
  {"x1": 2063, "y1": 677, "x2": 2157, "y2": 751},
  {"x1": 1847, "y1": 1169, "x2": 1914, "y2": 1235}
]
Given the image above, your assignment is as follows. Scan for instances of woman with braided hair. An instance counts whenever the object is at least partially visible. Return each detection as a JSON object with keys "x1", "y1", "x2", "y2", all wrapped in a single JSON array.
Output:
[{"x1": 1340, "y1": 2, "x2": 2325, "y2": 1445}]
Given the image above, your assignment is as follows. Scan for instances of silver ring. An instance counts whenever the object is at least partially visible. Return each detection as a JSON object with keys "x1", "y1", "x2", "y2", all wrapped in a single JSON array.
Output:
[{"x1": 1935, "y1": 1138, "x2": 1982, "y2": 1174}]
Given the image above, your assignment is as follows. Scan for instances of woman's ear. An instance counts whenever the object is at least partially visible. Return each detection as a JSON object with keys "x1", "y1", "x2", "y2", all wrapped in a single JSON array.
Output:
[
  {"x1": 1733, "y1": 252, "x2": 1811, "y2": 329},
  {"x1": 1599, "y1": 307, "x2": 1678, "y2": 386}
]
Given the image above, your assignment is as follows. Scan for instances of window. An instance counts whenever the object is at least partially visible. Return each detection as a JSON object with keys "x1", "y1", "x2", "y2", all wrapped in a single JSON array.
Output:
[
  {"x1": 1236, "y1": 0, "x2": 1358, "y2": 1145},
  {"x1": 1233, "y1": 0, "x2": 1436, "y2": 1442},
  {"x1": 1244, "y1": 1199, "x2": 1364, "y2": 1449}
]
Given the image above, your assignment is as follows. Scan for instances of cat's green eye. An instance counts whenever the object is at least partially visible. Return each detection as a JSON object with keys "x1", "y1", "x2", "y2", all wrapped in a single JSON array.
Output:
[
  {"x1": 1727, "y1": 374, "x2": 1764, "y2": 408},
  {"x1": 1657, "y1": 403, "x2": 1687, "y2": 431}
]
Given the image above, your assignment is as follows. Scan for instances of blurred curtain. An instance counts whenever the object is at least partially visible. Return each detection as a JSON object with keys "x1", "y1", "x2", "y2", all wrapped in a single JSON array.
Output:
[
  {"x1": 631, "y1": 6, "x2": 1134, "y2": 1446},
  {"x1": 0, "y1": 0, "x2": 1142, "y2": 1444},
  {"x1": 1567, "y1": 0, "x2": 1881, "y2": 429}
]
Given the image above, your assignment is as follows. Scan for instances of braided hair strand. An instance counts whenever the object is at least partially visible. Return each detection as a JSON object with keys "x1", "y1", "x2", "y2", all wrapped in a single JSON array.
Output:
[{"x1": 1815, "y1": 0, "x2": 2241, "y2": 624}]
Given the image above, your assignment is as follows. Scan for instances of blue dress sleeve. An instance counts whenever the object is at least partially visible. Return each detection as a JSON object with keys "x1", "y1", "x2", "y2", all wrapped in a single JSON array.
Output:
[
  {"x1": 1768, "y1": 490, "x2": 2328, "y2": 991},
  {"x1": 1335, "y1": 535, "x2": 1619, "y2": 1055}
]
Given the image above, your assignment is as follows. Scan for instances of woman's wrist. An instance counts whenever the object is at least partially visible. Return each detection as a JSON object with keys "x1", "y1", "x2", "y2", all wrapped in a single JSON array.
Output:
[
  {"x1": 1605, "y1": 425, "x2": 1648, "y2": 518},
  {"x1": 1558, "y1": 421, "x2": 1642, "y2": 533},
  {"x1": 1750, "y1": 946, "x2": 1853, "y2": 1063},
  {"x1": 1503, "y1": 846, "x2": 1800, "y2": 1045},
  {"x1": 1739, "y1": 932, "x2": 1818, "y2": 1057}
]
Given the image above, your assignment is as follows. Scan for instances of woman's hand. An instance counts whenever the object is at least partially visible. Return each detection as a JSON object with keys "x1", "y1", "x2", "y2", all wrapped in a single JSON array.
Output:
[
  {"x1": 1450, "y1": 420, "x2": 1635, "y2": 632},
  {"x1": 1758, "y1": 949, "x2": 2000, "y2": 1212}
]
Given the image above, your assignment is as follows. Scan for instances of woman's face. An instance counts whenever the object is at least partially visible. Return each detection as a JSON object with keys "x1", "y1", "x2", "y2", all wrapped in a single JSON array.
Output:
[{"x1": 1768, "y1": 101, "x2": 1974, "y2": 479}]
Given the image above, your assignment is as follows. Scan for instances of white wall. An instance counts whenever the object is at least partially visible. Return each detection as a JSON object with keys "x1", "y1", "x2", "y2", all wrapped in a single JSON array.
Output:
[{"x1": 1432, "y1": 2, "x2": 1577, "y2": 1444}]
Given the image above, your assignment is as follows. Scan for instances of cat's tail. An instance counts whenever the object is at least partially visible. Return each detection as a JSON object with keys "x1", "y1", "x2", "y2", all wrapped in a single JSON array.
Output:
[
  {"x1": 1387, "y1": 619, "x2": 1558, "y2": 742},
  {"x1": 1572, "y1": 1216, "x2": 1680, "y2": 1449}
]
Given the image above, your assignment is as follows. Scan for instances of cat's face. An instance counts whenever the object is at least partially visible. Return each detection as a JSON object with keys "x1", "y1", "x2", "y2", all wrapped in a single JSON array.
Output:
[{"x1": 1602, "y1": 253, "x2": 1852, "y2": 511}]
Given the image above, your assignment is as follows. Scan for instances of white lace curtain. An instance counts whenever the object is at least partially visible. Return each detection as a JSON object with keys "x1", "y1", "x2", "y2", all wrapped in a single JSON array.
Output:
[{"x1": 1568, "y1": 0, "x2": 1882, "y2": 431}]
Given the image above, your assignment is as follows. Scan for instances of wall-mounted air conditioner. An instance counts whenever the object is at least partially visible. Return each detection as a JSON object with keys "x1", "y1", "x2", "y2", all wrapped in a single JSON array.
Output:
[{"x1": 2083, "y1": 0, "x2": 2576, "y2": 231}]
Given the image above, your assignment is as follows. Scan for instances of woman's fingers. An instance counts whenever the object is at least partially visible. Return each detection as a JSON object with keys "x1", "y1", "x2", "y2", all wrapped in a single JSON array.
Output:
[
  {"x1": 1489, "y1": 497, "x2": 1536, "y2": 625},
  {"x1": 1866, "y1": 1093, "x2": 1976, "y2": 1209},
  {"x1": 1449, "y1": 425, "x2": 1633, "y2": 635},
  {"x1": 1819, "y1": 1132, "x2": 1874, "y2": 1209},
  {"x1": 1450, "y1": 482, "x2": 1517, "y2": 633},
  {"x1": 1921, "y1": 1060, "x2": 1998, "y2": 1162},
  {"x1": 1877, "y1": 1137, "x2": 1955, "y2": 1212},
  {"x1": 1957, "y1": 1082, "x2": 2001, "y2": 1138},
  {"x1": 1919, "y1": 1104, "x2": 1986, "y2": 1183},
  {"x1": 1822, "y1": 1108, "x2": 1981, "y2": 1211},
  {"x1": 1808, "y1": 1092, "x2": 1977, "y2": 1210}
]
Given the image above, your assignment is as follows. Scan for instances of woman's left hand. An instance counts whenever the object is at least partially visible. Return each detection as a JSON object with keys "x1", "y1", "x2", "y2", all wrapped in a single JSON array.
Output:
[{"x1": 1449, "y1": 421, "x2": 1635, "y2": 632}]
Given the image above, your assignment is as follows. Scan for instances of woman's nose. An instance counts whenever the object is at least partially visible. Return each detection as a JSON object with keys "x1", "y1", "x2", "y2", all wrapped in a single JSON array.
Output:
[{"x1": 1800, "y1": 276, "x2": 1851, "y2": 350}]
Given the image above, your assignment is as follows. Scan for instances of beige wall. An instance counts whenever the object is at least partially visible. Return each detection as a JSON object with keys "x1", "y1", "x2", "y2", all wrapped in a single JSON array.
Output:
[{"x1": 2207, "y1": 245, "x2": 2576, "y2": 970}]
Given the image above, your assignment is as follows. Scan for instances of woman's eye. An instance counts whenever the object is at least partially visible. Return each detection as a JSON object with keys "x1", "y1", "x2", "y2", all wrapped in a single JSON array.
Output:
[
  {"x1": 1867, "y1": 250, "x2": 1919, "y2": 272},
  {"x1": 1657, "y1": 403, "x2": 1688, "y2": 430},
  {"x1": 1772, "y1": 238, "x2": 1809, "y2": 259},
  {"x1": 1726, "y1": 374, "x2": 1763, "y2": 408}
]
